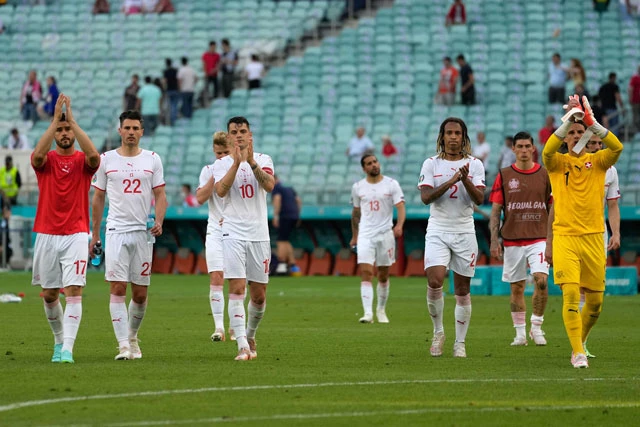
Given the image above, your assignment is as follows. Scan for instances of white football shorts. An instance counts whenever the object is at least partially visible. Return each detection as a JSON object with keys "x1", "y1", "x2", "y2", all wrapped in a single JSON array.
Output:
[
  {"x1": 206, "y1": 226, "x2": 224, "y2": 273},
  {"x1": 223, "y1": 238, "x2": 271, "y2": 284},
  {"x1": 424, "y1": 231, "x2": 478, "y2": 277},
  {"x1": 32, "y1": 232, "x2": 89, "y2": 289},
  {"x1": 105, "y1": 231, "x2": 153, "y2": 286},
  {"x1": 502, "y1": 241, "x2": 549, "y2": 283},
  {"x1": 357, "y1": 230, "x2": 396, "y2": 267}
]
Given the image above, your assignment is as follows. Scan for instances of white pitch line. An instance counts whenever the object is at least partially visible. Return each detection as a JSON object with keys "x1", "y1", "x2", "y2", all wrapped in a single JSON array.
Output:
[{"x1": 1, "y1": 377, "x2": 638, "y2": 414}]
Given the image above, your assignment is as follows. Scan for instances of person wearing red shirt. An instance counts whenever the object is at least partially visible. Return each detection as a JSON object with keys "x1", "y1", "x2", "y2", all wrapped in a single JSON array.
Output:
[
  {"x1": 436, "y1": 57, "x2": 459, "y2": 106},
  {"x1": 182, "y1": 183, "x2": 199, "y2": 207},
  {"x1": 381, "y1": 135, "x2": 398, "y2": 157},
  {"x1": 31, "y1": 95, "x2": 100, "y2": 364},
  {"x1": 538, "y1": 115, "x2": 556, "y2": 145},
  {"x1": 202, "y1": 41, "x2": 220, "y2": 102},
  {"x1": 445, "y1": 0, "x2": 466, "y2": 26},
  {"x1": 630, "y1": 65, "x2": 640, "y2": 134}
]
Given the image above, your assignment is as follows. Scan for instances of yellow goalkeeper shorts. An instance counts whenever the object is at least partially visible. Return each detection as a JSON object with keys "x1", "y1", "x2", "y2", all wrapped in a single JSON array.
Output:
[{"x1": 552, "y1": 233, "x2": 606, "y2": 291}]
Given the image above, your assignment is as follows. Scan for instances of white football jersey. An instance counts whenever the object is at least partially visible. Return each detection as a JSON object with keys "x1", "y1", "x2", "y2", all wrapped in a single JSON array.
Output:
[
  {"x1": 604, "y1": 166, "x2": 620, "y2": 206},
  {"x1": 213, "y1": 153, "x2": 274, "y2": 241},
  {"x1": 92, "y1": 149, "x2": 165, "y2": 233},
  {"x1": 417, "y1": 155, "x2": 485, "y2": 233},
  {"x1": 351, "y1": 176, "x2": 404, "y2": 238},
  {"x1": 198, "y1": 163, "x2": 224, "y2": 234}
]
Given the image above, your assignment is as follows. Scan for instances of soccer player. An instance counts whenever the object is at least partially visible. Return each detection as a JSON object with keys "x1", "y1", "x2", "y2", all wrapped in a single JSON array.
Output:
[
  {"x1": 349, "y1": 154, "x2": 405, "y2": 324},
  {"x1": 489, "y1": 132, "x2": 552, "y2": 347},
  {"x1": 90, "y1": 110, "x2": 168, "y2": 361},
  {"x1": 418, "y1": 117, "x2": 485, "y2": 358},
  {"x1": 31, "y1": 94, "x2": 100, "y2": 363},
  {"x1": 213, "y1": 116, "x2": 274, "y2": 361},
  {"x1": 542, "y1": 95, "x2": 623, "y2": 368},
  {"x1": 196, "y1": 130, "x2": 235, "y2": 342}
]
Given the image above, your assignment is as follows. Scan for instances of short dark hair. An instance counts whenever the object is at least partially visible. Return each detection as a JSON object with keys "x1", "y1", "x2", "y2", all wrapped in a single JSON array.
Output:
[
  {"x1": 165, "y1": 58, "x2": 172, "y2": 67},
  {"x1": 227, "y1": 116, "x2": 250, "y2": 131},
  {"x1": 119, "y1": 110, "x2": 144, "y2": 128},
  {"x1": 609, "y1": 72, "x2": 617, "y2": 80},
  {"x1": 360, "y1": 153, "x2": 376, "y2": 168},
  {"x1": 443, "y1": 56, "x2": 452, "y2": 62},
  {"x1": 251, "y1": 54, "x2": 259, "y2": 61},
  {"x1": 209, "y1": 41, "x2": 216, "y2": 47},
  {"x1": 182, "y1": 183, "x2": 192, "y2": 192},
  {"x1": 10, "y1": 128, "x2": 18, "y2": 135},
  {"x1": 513, "y1": 131, "x2": 534, "y2": 145},
  {"x1": 456, "y1": 54, "x2": 465, "y2": 61},
  {"x1": 59, "y1": 113, "x2": 67, "y2": 122},
  {"x1": 132, "y1": 74, "x2": 139, "y2": 79},
  {"x1": 181, "y1": 57, "x2": 188, "y2": 65},
  {"x1": 144, "y1": 76, "x2": 152, "y2": 84},
  {"x1": 222, "y1": 38, "x2": 230, "y2": 46}
]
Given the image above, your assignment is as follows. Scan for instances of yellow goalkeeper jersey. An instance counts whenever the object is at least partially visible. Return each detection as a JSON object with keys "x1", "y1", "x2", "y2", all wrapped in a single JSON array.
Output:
[{"x1": 542, "y1": 132, "x2": 622, "y2": 236}]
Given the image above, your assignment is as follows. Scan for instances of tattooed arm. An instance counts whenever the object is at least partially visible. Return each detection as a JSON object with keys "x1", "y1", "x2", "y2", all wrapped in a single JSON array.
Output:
[
  {"x1": 349, "y1": 207, "x2": 361, "y2": 247},
  {"x1": 489, "y1": 202, "x2": 503, "y2": 260}
]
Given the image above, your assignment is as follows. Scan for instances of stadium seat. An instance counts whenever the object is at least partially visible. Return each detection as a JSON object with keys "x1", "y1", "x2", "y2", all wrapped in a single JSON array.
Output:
[
  {"x1": 152, "y1": 247, "x2": 174, "y2": 274},
  {"x1": 173, "y1": 247, "x2": 196, "y2": 275},
  {"x1": 307, "y1": 247, "x2": 333, "y2": 276},
  {"x1": 403, "y1": 249, "x2": 425, "y2": 277},
  {"x1": 293, "y1": 248, "x2": 311, "y2": 276},
  {"x1": 332, "y1": 248, "x2": 356, "y2": 276},
  {"x1": 195, "y1": 249, "x2": 208, "y2": 275}
]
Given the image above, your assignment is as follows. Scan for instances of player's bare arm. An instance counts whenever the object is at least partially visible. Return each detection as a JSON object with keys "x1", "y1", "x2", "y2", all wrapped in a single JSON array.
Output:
[
  {"x1": 196, "y1": 175, "x2": 214, "y2": 205},
  {"x1": 64, "y1": 95, "x2": 100, "y2": 169},
  {"x1": 420, "y1": 171, "x2": 461, "y2": 205},
  {"x1": 247, "y1": 140, "x2": 275, "y2": 192},
  {"x1": 151, "y1": 186, "x2": 167, "y2": 237},
  {"x1": 489, "y1": 203, "x2": 503, "y2": 259},
  {"x1": 90, "y1": 188, "x2": 106, "y2": 257},
  {"x1": 272, "y1": 193, "x2": 282, "y2": 228},
  {"x1": 393, "y1": 201, "x2": 406, "y2": 238},
  {"x1": 607, "y1": 198, "x2": 621, "y2": 251},
  {"x1": 545, "y1": 204, "x2": 554, "y2": 266},
  {"x1": 350, "y1": 206, "x2": 361, "y2": 247},
  {"x1": 214, "y1": 148, "x2": 241, "y2": 198},
  {"x1": 32, "y1": 95, "x2": 65, "y2": 168}
]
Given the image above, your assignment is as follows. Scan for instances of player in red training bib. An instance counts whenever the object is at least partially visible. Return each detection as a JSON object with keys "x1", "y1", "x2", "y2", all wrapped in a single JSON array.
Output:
[{"x1": 31, "y1": 94, "x2": 101, "y2": 364}]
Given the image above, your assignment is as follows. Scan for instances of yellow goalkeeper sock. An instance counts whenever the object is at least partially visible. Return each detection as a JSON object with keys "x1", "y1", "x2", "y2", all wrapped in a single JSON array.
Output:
[
  {"x1": 562, "y1": 283, "x2": 584, "y2": 355},
  {"x1": 581, "y1": 291, "x2": 603, "y2": 343}
]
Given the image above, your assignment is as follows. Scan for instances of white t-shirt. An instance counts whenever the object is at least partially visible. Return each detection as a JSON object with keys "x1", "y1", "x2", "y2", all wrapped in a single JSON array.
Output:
[
  {"x1": 212, "y1": 153, "x2": 274, "y2": 241},
  {"x1": 472, "y1": 142, "x2": 491, "y2": 169},
  {"x1": 418, "y1": 156, "x2": 486, "y2": 233},
  {"x1": 198, "y1": 163, "x2": 224, "y2": 234},
  {"x1": 8, "y1": 134, "x2": 29, "y2": 150},
  {"x1": 348, "y1": 136, "x2": 374, "y2": 158},
  {"x1": 92, "y1": 149, "x2": 165, "y2": 233},
  {"x1": 351, "y1": 176, "x2": 404, "y2": 238},
  {"x1": 604, "y1": 165, "x2": 620, "y2": 206},
  {"x1": 245, "y1": 61, "x2": 264, "y2": 80},
  {"x1": 177, "y1": 65, "x2": 197, "y2": 92}
]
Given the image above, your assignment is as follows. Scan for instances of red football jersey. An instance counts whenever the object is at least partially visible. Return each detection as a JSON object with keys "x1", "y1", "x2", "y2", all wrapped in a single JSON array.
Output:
[{"x1": 32, "y1": 151, "x2": 99, "y2": 235}]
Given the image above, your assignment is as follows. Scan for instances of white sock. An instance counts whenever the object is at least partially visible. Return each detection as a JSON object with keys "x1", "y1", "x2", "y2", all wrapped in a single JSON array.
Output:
[
  {"x1": 530, "y1": 314, "x2": 544, "y2": 332},
  {"x1": 376, "y1": 280, "x2": 389, "y2": 311},
  {"x1": 44, "y1": 299, "x2": 64, "y2": 345},
  {"x1": 109, "y1": 295, "x2": 129, "y2": 349},
  {"x1": 511, "y1": 312, "x2": 526, "y2": 339},
  {"x1": 210, "y1": 285, "x2": 225, "y2": 330},
  {"x1": 361, "y1": 281, "x2": 373, "y2": 316},
  {"x1": 427, "y1": 287, "x2": 444, "y2": 334},
  {"x1": 228, "y1": 295, "x2": 248, "y2": 350},
  {"x1": 454, "y1": 294, "x2": 472, "y2": 343},
  {"x1": 128, "y1": 300, "x2": 147, "y2": 339},
  {"x1": 247, "y1": 300, "x2": 266, "y2": 340},
  {"x1": 62, "y1": 296, "x2": 82, "y2": 352},
  {"x1": 578, "y1": 292, "x2": 585, "y2": 312}
]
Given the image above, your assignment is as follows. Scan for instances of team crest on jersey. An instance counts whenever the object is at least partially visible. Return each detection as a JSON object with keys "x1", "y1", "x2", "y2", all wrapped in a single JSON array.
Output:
[
  {"x1": 91, "y1": 174, "x2": 97, "y2": 183},
  {"x1": 508, "y1": 178, "x2": 519, "y2": 190},
  {"x1": 59, "y1": 161, "x2": 72, "y2": 173},
  {"x1": 585, "y1": 162, "x2": 593, "y2": 169}
]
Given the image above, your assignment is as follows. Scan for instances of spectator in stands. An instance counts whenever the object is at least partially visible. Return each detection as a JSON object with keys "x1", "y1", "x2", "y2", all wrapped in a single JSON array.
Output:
[
  {"x1": 497, "y1": 136, "x2": 516, "y2": 170},
  {"x1": 154, "y1": 0, "x2": 174, "y2": 13},
  {"x1": 0, "y1": 155, "x2": 21, "y2": 206},
  {"x1": 629, "y1": 65, "x2": 640, "y2": 134},
  {"x1": 574, "y1": 83, "x2": 590, "y2": 102},
  {"x1": 590, "y1": 94, "x2": 607, "y2": 127},
  {"x1": 37, "y1": 76, "x2": 60, "y2": 121},
  {"x1": 7, "y1": 128, "x2": 29, "y2": 150},
  {"x1": 445, "y1": 0, "x2": 466, "y2": 26},
  {"x1": 122, "y1": 0, "x2": 142, "y2": 15},
  {"x1": 435, "y1": 57, "x2": 458, "y2": 106},
  {"x1": 20, "y1": 70, "x2": 42, "y2": 123},
  {"x1": 346, "y1": 127, "x2": 374, "y2": 161},
  {"x1": 456, "y1": 54, "x2": 475, "y2": 105},
  {"x1": 181, "y1": 184, "x2": 199, "y2": 207},
  {"x1": 153, "y1": 77, "x2": 167, "y2": 125},
  {"x1": 598, "y1": 72, "x2": 624, "y2": 131},
  {"x1": 142, "y1": 0, "x2": 157, "y2": 12},
  {"x1": 245, "y1": 54, "x2": 265, "y2": 90},
  {"x1": 163, "y1": 59, "x2": 180, "y2": 126},
  {"x1": 381, "y1": 135, "x2": 398, "y2": 157},
  {"x1": 177, "y1": 57, "x2": 197, "y2": 119},
  {"x1": 569, "y1": 58, "x2": 586, "y2": 92},
  {"x1": 548, "y1": 53, "x2": 568, "y2": 104},
  {"x1": 202, "y1": 41, "x2": 220, "y2": 102},
  {"x1": 271, "y1": 175, "x2": 302, "y2": 275},
  {"x1": 538, "y1": 115, "x2": 556, "y2": 146},
  {"x1": 93, "y1": 0, "x2": 110, "y2": 14},
  {"x1": 472, "y1": 131, "x2": 490, "y2": 171},
  {"x1": 136, "y1": 76, "x2": 162, "y2": 135},
  {"x1": 0, "y1": 193, "x2": 11, "y2": 267},
  {"x1": 593, "y1": 0, "x2": 611, "y2": 14},
  {"x1": 220, "y1": 39, "x2": 238, "y2": 98},
  {"x1": 123, "y1": 74, "x2": 139, "y2": 112}
]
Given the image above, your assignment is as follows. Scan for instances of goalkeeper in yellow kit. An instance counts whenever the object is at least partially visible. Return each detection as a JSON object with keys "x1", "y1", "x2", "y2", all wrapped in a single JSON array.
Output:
[{"x1": 542, "y1": 95, "x2": 623, "y2": 369}]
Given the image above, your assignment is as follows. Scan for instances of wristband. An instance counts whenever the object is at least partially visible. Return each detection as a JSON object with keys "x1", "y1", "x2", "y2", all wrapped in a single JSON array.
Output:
[{"x1": 553, "y1": 119, "x2": 573, "y2": 138}]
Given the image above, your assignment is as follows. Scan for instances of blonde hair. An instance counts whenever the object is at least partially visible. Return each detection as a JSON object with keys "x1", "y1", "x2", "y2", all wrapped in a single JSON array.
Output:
[{"x1": 213, "y1": 131, "x2": 228, "y2": 147}]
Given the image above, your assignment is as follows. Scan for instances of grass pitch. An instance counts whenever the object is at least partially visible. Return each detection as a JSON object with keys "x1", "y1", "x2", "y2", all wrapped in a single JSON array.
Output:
[{"x1": 1, "y1": 272, "x2": 639, "y2": 426}]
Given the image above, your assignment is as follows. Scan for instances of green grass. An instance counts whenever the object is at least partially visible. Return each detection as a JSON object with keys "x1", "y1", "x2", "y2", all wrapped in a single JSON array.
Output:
[{"x1": 1, "y1": 273, "x2": 639, "y2": 426}]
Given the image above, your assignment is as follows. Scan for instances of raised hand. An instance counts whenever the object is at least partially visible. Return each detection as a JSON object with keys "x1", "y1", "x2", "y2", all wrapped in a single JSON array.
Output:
[
  {"x1": 53, "y1": 94, "x2": 65, "y2": 122},
  {"x1": 64, "y1": 95, "x2": 75, "y2": 124},
  {"x1": 246, "y1": 134, "x2": 254, "y2": 163},
  {"x1": 561, "y1": 94, "x2": 585, "y2": 122},
  {"x1": 581, "y1": 96, "x2": 596, "y2": 126}
]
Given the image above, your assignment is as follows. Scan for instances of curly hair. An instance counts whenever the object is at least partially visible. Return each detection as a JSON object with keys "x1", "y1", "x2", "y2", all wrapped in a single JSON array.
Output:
[{"x1": 436, "y1": 117, "x2": 471, "y2": 159}]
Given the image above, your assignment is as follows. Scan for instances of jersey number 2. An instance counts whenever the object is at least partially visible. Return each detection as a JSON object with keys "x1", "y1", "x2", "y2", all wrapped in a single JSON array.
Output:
[{"x1": 450, "y1": 184, "x2": 459, "y2": 199}]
